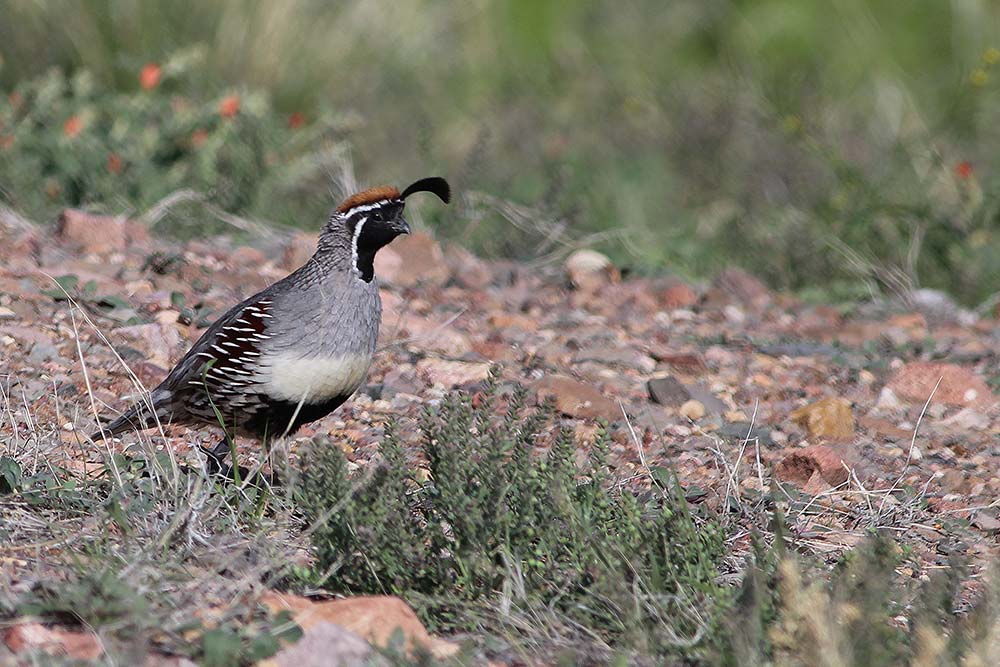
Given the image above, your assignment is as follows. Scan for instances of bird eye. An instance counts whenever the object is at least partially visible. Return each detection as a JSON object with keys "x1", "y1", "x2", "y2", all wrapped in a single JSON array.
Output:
[{"x1": 371, "y1": 210, "x2": 384, "y2": 222}]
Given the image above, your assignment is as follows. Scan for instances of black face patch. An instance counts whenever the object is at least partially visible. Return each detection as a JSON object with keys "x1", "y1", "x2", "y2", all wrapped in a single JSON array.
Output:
[{"x1": 350, "y1": 201, "x2": 406, "y2": 282}]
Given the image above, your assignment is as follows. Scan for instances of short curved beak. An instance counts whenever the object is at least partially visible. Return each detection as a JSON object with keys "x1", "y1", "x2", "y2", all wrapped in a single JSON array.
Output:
[{"x1": 392, "y1": 217, "x2": 411, "y2": 235}]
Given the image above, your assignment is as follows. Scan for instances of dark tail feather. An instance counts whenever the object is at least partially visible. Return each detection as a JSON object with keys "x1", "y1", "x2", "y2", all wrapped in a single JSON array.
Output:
[
  {"x1": 90, "y1": 409, "x2": 141, "y2": 441},
  {"x1": 90, "y1": 399, "x2": 165, "y2": 441}
]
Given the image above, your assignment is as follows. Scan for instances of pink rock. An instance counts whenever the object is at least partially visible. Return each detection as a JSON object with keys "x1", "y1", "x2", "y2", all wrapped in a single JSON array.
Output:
[
  {"x1": 713, "y1": 267, "x2": 770, "y2": 309},
  {"x1": 379, "y1": 231, "x2": 450, "y2": 288},
  {"x1": 56, "y1": 209, "x2": 127, "y2": 254},
  {"x1": 267, "y1": 621, "x2": 373, "y2": 667},
  {"x1": 654, "y1": 352, "x2": 709, "y2": 376},
  {"x1": 535, "y1": 374, "x2": 620, "y2": 421},
  {"x1": 661, "y1": 283, "x2": 699, "y2": 310},
  {"x1": 444, "y1": 243, "x2": 492, "y2": 290},
  {"x1": 487, "y1": 311, "x2": 537, "y2": 331},
  {"x1": 281, "y1": 232, "x2": 318, "y2": 271},
  {"x1": 775, "y1": 444, "x2": 853, "y2": 487},
  {"x1": 416, "y1": 359, "x2": 492, "y2": 387},
  {"x1": 5, "y1": 623, "x2": 103, "y2": 662},
  {"x1": 373, "y1": 246, "x2": 403, "y2": 283},
  {"x1": 113, "y1": 322, "x2": 182, "y2": 369},
  {"x1": 887, "y1": 362, "x2": 995, "y2": 408},
  {"x1": 228, "y1": 245, "x2": 267, "y2": 267}
]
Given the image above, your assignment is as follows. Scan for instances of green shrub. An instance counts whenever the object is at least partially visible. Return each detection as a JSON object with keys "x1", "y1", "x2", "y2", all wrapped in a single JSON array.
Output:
[
  {"x1": 0, "y1": 53, "x2": 344, "y2": 236},
  {"x1": 297, "y1": 368, "x2": 729, "y2": 661},
  {"x1": 719, "y1": 528, "x2": 1000, "y2": 667},
  {"x1": 296, "y1": 371, "x2": 1000, "y2": 664}
]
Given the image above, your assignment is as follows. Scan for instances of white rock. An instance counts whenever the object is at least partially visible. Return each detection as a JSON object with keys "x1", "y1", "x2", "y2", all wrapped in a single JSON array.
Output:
[
  {"x1": 565, "y1": 249, "x2": 612, "y2": 275},
  {"x1": 926, "y1": 403, "x2": 947, "y2": 419},
  {"x1": 876, "y1": 387, "x2": 903, "y2": 410},
  {"x1": 940, "y1": 407, "x2": 990, "y2": 431},
  {"x1": 723, "y1": 305, "x2": 746, "y2": 324},
  {"x1": 564, "y1": 249, "x2": 618, "y2": 289}
]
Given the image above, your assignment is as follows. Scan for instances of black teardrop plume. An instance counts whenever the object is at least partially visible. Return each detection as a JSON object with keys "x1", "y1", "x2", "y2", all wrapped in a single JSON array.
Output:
[{"x1": 400, "y1": 176, "x2": 451, "y2": 204}]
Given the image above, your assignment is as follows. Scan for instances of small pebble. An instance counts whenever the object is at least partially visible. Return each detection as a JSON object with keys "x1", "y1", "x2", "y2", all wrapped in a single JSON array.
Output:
[
  {"x1": 679, "y1": 399, "x2": 706, "y2": 421},
  {"x1": 0, "y1": 306, "x2": 15, "y2": 320},
  {"x1": 876, "y1": 387, "x2": 904, "y2": 410},
  {"x1": 724, "y1": 410, "x2": 748, "y2": 423},
  {"x1": 723, "y1": 305, "x2": 745, "y2": 324},
  {"x1": 671, "y1": 309, "x2": 696, "y2": 322}
]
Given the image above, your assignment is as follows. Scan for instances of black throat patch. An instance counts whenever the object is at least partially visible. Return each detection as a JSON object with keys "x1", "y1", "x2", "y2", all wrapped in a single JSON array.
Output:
[{"x1": 348, "y1": 201, "x2": 404, "y2": 282}]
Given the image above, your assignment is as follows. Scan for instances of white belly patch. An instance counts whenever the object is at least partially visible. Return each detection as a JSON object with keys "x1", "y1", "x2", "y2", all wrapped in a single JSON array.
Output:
[{"x1": 265, "y1": 353, "x2": 372, "y2": 403}]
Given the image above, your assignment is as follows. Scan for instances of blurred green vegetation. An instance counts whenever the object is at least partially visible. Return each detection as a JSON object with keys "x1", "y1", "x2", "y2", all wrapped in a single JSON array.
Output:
[{"x1": 3, "y1": 0, "x2": 1000, "y2": 304}]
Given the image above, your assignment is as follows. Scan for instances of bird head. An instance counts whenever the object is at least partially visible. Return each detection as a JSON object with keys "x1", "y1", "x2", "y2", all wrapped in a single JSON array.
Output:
[{"x1": 322, "y1": 176, "x2": 451, "y2": 281}]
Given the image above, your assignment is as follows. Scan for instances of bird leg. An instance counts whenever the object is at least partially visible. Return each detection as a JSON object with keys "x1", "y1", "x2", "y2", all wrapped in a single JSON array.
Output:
[
  {"x1": 200, "y1": 436, "x2": 273, "y2": 485},
  {"x1": 201, "y1": 436, "x2": 234, "y2": 477}
]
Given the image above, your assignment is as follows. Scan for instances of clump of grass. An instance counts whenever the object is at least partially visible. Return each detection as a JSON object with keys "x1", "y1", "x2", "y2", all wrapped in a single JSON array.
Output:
[
  {"x1": 297, "y1": 367, "x2": 730, "y2": 662},
  {"x1": 1, "y1": 431, "x2": 305, "y2": 664},
  {"x1": 14, "y1": 557, "x2": 302, "y2": 665},
  {"x1": 719, "y1": 525, "x2": 1000, "y2": 667}
]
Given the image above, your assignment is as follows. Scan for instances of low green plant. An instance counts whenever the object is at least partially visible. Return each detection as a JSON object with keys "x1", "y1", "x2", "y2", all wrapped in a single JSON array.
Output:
[
  {"x1": 16, "y1": 564, "x2": 301, "y2": 665},
  {"x1": 40, "y1": 273, "x2": 139, "y2": 323},
  {"x1": 297, "y1": 368, "x2": 730, "y2": 661},
  {"x1": 2, "y1": 446, "x2": 303, "y2": 664},
  {"x1": 296, "y1": 372, "x2": 1000, "y2": 664},
  {"x1": 718, "y1": 527, "x2": 1000, "y2": 667}
]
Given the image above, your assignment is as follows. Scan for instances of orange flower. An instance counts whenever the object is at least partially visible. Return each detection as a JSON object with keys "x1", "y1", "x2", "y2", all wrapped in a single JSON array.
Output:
[
  {"x1": 288, "y1": 112, "x2": 305, "y2": 129},
  {"x1": 107, "y1": 153, "x2": 123, "y2": 175},
  {"x1": 63, "y1": 115, "x2": 83, "y2": 138},
  {"x1": 140, "y1": 63, "x2": 162, "y2": 91},
  {"x1": 44, "y1": 179, "x2": 61, "y2": 200},
  {"x1": 218, "y1": 95, "x2": 240, "y2": 118},
  {"x1": 956, "y1": 161, "x2": 973, "y2": 179},
  {"x1": 0, "y1": 135, "x2": 13, "y2": 151},
  {"x1": 191, "y1": 128, "x2": 208, "y2": 148}
]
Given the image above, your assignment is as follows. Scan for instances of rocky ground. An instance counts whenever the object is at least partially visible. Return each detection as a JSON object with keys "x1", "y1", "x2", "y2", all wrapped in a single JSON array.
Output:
[{"x1": 2, "y1": 208, "x2": 1000, "y2": 662}]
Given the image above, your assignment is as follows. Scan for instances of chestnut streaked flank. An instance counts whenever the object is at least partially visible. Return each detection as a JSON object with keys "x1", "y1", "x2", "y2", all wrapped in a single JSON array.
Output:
[{"x1": 93, "y1": 176, "x2": 451, "y2": 466}]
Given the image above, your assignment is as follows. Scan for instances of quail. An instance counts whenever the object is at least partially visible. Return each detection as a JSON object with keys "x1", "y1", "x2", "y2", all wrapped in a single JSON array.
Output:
[{"x1": 94, "y1": 176, "x2": 451, "y2": 466}]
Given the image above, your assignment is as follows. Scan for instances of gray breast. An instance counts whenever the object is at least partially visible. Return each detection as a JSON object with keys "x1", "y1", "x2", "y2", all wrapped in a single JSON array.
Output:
[{"x1": 258, "y1": 273, "x2": 381, "y2": 403}]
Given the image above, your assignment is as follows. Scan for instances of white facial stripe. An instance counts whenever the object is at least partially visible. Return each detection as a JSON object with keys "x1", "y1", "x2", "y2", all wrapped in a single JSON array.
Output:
[
  {"x1": 343, "y1": 199, "x2": 395, "y2": 218},
  {"x1": 350, "y1": 215, "x2": 368, "y2": 276}
]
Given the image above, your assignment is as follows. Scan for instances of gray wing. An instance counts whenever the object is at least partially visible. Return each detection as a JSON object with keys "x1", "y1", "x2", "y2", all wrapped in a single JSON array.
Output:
[{"x1": 95, "y1": 289, "x2": 279, "y2": 438}]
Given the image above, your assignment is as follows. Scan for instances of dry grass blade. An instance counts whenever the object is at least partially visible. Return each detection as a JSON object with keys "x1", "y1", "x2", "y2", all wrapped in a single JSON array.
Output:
[
  {"x1": 463, "y1": 190, "x2": 627, "y2": 266},
  {"x1": 137, "y1": 188, "x2": 284, "y2": 241},
  {"x1": 876, "y1": 376, "x2": 940, "y2": 517}
]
